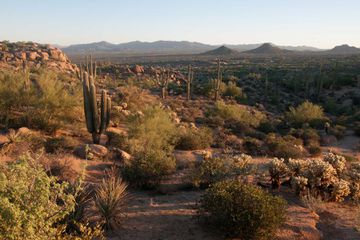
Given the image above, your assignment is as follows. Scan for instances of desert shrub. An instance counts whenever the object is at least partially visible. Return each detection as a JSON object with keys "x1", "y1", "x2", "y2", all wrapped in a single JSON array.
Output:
[
  {"x1": 329, "y1": 124, "x2": 346, "y2": 139},
  {"x1": 243, "y1": 137, "x2": 263, "y2": 155},
  {"x1": 115, "y1": 85, "x2": 158, "y2": 112},
  {"x1": 191, "y1": 154, "x2": 253, "y2": 188},
  {"x1": 207, "y1": 101, "x2": 265, "y2": 129},
  {"x1": 196, "y1": 78, "x2": 226, "y2": 97},
  {"x1": 323, "y1": 152, "x2": 346, "y2": 175},
  {"x1": 0, "y1": 70, "x2": 81, "y2": 132},
  {"x1": 45, "y1": 136, "x2": 79, "y2": 153},
  {"x1": 286, "y1": 101, "x2": 326, "y2": 127},
  {"x1": 87, "y1": 168, "x2": 128, "y2": 230},
  {"x1": 223, "y1": 82, "x2": 246, "y2": 100},
  {"x1": 266, "y1": 134, "x2": 305, "y2": 159},
  {"x1": 0, "y1": 154, "x2": 103, "y2": 239},
  {"x1": 199, "y1": 180, "x2": 287, "y2": 240},
  {"x1": 176, "y1": 126, "x2": 213, "y2": 150},
  {"x1": 122, "y1": 106, "x2": 177, "y2": 188}
]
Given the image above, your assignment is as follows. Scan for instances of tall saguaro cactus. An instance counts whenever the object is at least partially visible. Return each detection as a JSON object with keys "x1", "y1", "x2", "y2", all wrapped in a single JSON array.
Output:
[
  {"x1": 156, "y1": 68, "x2": 170, "y2": 99},
  {"x1": 214, "y1": 59, "x2": 222, "y2": 101},
  {"x1": 186, "y1": 65, "x2": 193, "y2": 101},
  {"x1": 79, "y1": 56, "x2": 111, "y2": 144}
]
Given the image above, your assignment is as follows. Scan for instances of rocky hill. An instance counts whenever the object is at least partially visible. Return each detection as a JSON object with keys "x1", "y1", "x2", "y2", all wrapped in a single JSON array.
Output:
[
  {"x1": 0, "y1": 41, "x2": 78, "y2": 74},
  {"x1": 243, "y1": 43, "x2": 293, "y2": 54},
  {"x1": 324, "y1": 44, "x2": 360, "y2": 55},
  {"x1": 201, "y1": 46, "x2": 238, "y2": 56}
]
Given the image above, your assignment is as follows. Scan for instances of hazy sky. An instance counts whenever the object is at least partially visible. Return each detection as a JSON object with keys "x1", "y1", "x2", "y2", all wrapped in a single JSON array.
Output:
[{"x1": 1, "y1": 0, "x2": 359, "y2": 48}]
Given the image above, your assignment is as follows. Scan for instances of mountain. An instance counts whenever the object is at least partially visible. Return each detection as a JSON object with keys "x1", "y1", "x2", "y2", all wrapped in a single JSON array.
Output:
[
  {"x1": 201, "y1": 45, "x2": 238, "y2": 55},
  {"x1": 63, "y1": 41, "x2": 213, "y2": 55},
  {"x1": 62, "y1": 40, "x2": 321, "y2": 56},
  {"x1": 323, "y1": 44, "x2": 360, "y2": 55},
  {"x1": 243, "y1": 43, "x2": 293, "y2": 54}
]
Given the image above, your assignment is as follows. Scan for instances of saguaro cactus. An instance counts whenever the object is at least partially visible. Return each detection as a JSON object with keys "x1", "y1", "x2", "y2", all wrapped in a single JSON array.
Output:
[
  {"x1": 214, "y1": 59, "x2": 222, "y2": 101},
  {"x1": 186, "y1": 65, "x2": 193, "y2": 101},
  {"x1": 156, "y1": 68, "x2": 170, "y2": 99},
  {"x1": 79, "y1": 56, "x2": 111, "y2": 144}
]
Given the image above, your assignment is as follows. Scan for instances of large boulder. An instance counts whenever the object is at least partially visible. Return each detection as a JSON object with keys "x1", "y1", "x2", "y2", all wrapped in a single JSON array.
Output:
[{"x1": 74, "y1": 144, "x2": 108, "y2": 159}]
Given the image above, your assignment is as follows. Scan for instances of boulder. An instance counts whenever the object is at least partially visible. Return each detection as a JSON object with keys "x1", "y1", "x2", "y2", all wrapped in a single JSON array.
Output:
[
  {"x1": 40, "y1": 51, "x2": 49, "y2": 61},
  {"x1": 74, "y1": 144, "x2": 108, "y2": 159},
  {"x1": 27, "y1": 51, "x2": 39, "y2": 61},
  {"x1": 17, "y1": 127, "x2": 32, "y2": 136}
]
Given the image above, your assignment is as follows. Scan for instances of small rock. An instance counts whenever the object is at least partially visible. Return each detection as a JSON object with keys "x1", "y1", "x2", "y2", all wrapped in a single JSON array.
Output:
[{"x1": 74, "y1": 144, "x2": 108, "y2": 159}]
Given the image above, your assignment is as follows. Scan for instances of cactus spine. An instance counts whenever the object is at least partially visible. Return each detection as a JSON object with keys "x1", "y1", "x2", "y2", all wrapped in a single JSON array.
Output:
[
  {"x1": 214, "y1": 59, "x2": 222, "y2": 101},
  {"x1": 80, "y1": 55, "x2": 111, "y2": 144}
]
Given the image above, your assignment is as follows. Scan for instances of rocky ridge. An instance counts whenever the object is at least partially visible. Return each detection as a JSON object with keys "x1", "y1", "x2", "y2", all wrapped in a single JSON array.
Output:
[{"x1": 0, "y1": 41, "x2": 78, "y2": 73}]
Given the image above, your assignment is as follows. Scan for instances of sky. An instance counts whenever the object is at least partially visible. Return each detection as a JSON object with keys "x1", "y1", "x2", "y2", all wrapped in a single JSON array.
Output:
[{"x1": 1, "y1": 0, "x2": 360, "y2": 48}]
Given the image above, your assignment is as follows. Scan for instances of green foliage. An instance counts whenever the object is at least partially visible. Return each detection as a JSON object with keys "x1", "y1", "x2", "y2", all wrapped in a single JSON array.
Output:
[
  {"x1": 175, "y1": 126, "x2": 213, "y2": 150},
  {"x1": 0, "y1": 70, "x2": 81, "y2": 132},
  {"x1": 266, "y1": 133, "x2": 305, "y2": 159},
  {"x1": 199, "y1": 180, "x2": 287, "y2": 239},
  {"x1": 122, "y1": 106, "x2": 177, "y2": 188},
  {"x1": 223, "y1": 82, "x2": 247, "y2": 100},
  {"x1": 286, "y1": 101, "x2": 326, "y2": 127},
  {"x1": 191, "y1": 154, "x2": 253, "y2": 188},
  {"x1": 0, "y1": 154, "x2": 103, "y2": 240},
  {"x1": 207, "y1": 101, "x2": 265, "y2": 129}
]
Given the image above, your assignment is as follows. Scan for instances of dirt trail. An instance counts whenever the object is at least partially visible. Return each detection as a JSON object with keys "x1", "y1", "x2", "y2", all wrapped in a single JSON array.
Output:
[
  {"x1": 323, "y1": 130, "x2": 360, "y2": 159},
  {"x1": 109, "y1": 190, "x2": 220, "y2": 240}
]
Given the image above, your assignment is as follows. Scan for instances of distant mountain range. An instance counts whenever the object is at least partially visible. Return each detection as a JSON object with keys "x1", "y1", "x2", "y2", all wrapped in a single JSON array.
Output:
[{"x1": 61, "y1": 40, "x2": 360, "y2": 56}]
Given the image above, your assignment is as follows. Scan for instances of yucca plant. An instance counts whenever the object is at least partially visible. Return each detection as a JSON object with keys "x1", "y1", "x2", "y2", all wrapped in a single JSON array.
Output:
[{"x1": 88, "y1": 167, "x2": 129, "y2": 230}]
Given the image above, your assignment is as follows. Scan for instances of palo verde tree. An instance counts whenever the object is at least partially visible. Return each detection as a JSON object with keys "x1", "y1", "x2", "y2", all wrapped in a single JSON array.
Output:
[{"x1": 79, "y1": 55, "x2": 111, "y2": 144}]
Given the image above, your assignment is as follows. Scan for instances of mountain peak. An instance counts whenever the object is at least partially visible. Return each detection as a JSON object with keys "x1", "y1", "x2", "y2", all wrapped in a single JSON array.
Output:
[
  {"x1": 243, "y1": 43, "x2": 292, "y2": 54},
  {"x1": 201, "y1": 45, "x2": 238, "y2": 55}
]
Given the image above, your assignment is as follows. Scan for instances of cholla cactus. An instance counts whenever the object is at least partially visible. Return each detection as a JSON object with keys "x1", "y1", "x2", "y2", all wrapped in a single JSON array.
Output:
[
  {"x1": 331, "y1": 179, "x2": 350, "y2": 202},
  {"x1": 269, "y1": 158, "x2": 289, "y2": 189},
  {"x1": 291, "y1": 176, "x2": 308, "y2": 196},
  {"x1": 304, "y1": 159, "x2": 337, "y2": 189},
  {"x1": 231, "y1": 153, "x2": 252, "y2": 175},
  {"x1": 348, "y1": 163, "x2": 360, "y2": 201},
  {"x1": 288, "y1": 159, "x2": 309, "y2": 176},
  {"x1": 324, "y1": 152, "x2": 346, "y2": 175}
]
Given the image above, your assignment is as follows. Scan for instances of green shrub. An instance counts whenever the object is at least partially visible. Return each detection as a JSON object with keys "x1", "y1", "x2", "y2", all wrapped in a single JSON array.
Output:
[
  {"x1": 45, "y1": 136, "x2": 79, "y2": 153},
  {"x1": 329, "y1": 125, "x2": 346, "y2": 139},
  {"x1": 0, "y1": 70, "x2": 81, "y2": 132},
  {"x1": 122, "y1": 106, "x2": 177, "y2": 188},
  {"x1": 286, "y1": 101, "x2": 326, "y2": 127},
  {"x1": 191, "y1": 154, "x2": 253, "y2": 188},
  {"x1": 176, "y1": 127, "x2": 213, "y2": 150},
  {"x1": 266, "y1": 134, "x2": 305, "y2": 159},
  {"x1": 199, "y1": 180, "x2": 287, "y2": 239},
  {"x1": 207, "y1": 101, "x2": 265, "y2": 129},
  {"x1": 223, "y1": 82, "x2": 246, "y2": 100},
  {"x1": 0, "y1": 154, "x2": 103, "y2": 239}
]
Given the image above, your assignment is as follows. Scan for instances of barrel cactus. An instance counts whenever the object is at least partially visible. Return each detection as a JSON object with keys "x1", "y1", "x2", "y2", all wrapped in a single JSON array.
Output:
[{"x1": 79, "y1": 56, "x2": 111, "y2": 144}]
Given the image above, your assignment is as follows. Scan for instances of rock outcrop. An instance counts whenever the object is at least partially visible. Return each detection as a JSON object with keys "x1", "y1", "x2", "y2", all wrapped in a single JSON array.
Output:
[{"x1": 0, "y1": 41, "x2": 78, "y2": 74}]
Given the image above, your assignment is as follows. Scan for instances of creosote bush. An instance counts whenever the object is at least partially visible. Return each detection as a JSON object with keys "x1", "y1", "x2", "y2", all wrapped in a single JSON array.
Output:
[
  {"x1": 191, "y1": 153, "x2": 253, "y2": 188},
  {"x1": 207, "y1": 101, "x2": 265, "y2": 129},
  {"x1": 175, "y1": 126, "x2": 213, "y2": 150},
  {"x1": 199, "y1": 180, "x2": 287, "y2": 240}
]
